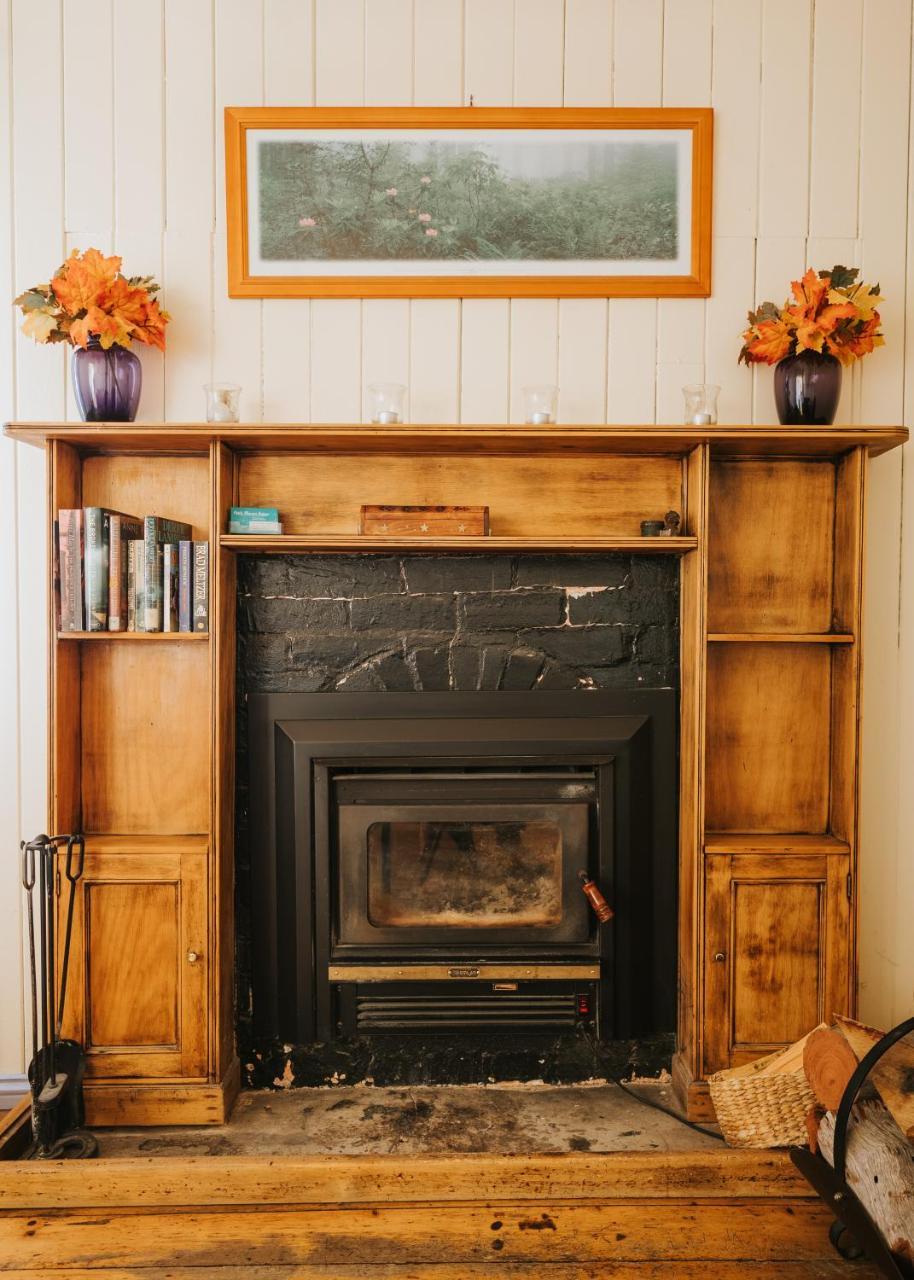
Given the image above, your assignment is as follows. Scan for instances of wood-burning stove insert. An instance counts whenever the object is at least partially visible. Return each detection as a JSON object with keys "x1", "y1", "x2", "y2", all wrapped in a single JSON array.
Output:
[{"x1": 248, "y1": 691, "x2": 676, "y2": 1047}]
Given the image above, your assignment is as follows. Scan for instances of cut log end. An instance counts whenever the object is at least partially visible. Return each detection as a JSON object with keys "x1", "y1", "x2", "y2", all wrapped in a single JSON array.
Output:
[{"x1": 803, "y1": 1027, "x2": 858, "y2": 1111}]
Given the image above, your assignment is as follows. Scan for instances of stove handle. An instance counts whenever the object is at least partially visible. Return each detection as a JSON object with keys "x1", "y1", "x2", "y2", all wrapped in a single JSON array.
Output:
[{"x1": 579, "y1": 871, "x2": 613, "y2": 923}]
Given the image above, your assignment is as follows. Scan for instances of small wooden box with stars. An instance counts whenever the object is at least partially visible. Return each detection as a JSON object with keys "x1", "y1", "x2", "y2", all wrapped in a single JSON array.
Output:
[{"x1": 359, "y1": 505, "x2": 490, "y2": 536}]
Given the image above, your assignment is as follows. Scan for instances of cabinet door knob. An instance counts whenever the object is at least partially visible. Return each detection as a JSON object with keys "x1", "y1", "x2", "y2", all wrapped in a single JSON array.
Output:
[
  {"x1": 713, "y1": 951, "x2": 726, "y2": 963},
  {"x1": 187, "y1": 949, "x2": 201, "y2": 964}
]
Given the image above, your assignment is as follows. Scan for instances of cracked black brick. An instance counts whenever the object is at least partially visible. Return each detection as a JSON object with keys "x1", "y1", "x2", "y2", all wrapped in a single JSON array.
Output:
[
  {"x1": 513, "y1": 554, "x2": 630, "y2": 588},
  {"x1": 461, "y1": 589, "x2": 565, "y2": 630},
  {"x1": 404, "y1": 556, "x2": 513, "y2": 594},
  {"x1": 350, "y1": 592, "x2": 456, "y2": 633}
]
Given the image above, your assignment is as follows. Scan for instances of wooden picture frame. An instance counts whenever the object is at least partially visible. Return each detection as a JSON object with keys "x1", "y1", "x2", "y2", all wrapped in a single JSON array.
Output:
[{"x1": 225, "y1": 107, "x2": 713, "y2": 299}]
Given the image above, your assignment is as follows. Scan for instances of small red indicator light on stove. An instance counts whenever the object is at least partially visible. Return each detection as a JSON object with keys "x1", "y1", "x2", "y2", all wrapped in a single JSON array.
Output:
[{"x1": 577, "y1": 994, "x2": 591, "y2": 1016}]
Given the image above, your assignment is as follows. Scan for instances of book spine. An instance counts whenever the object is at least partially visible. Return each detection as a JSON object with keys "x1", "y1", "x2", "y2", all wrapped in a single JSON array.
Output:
[
  {"x1": 192, "y1": 541, "x2": 209, "y2": 633},
  {"x1": 162, "y1": 545, "x2": 178, "y2": 632},
  {"x1": 83, "y1": 507, "x2": 110, "y2": 632},
  {"x1": 143, "y1": 517, "x2": 162, "y2": 632},
  {"x1": 178, "y1": 540, "x2": 193, "y2": 632},
  {"x1": 128, "y1": 538, "x2": 146, "y2": 631},
  {"x1": 58, "y1": 510, "x2": 84, "y2": 632},
  {"x1": 52, "y1": 519, "x2": 61, "y2": 632},
  {"x1": 126, "y1": 539, "x2": 136, "y2": 631},
  {"x1": 108, "y1": 515, "x2": 123, "y2": 631}
]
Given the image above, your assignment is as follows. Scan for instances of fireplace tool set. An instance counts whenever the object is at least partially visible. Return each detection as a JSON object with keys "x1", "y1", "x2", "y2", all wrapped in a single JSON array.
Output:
[{"x1": 20, "y1": 832, "x2": 97, "y2": 1159}]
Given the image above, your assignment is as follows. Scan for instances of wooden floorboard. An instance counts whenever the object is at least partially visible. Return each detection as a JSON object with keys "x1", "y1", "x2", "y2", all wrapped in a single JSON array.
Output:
[
  {"x1": 0, "y1": 1200, "x2": 861, "y2": 1269},
  {"x1": 0, "y1": 1150, "x2": 813, "y2": 1210},
  {"x1": 0, "y1": 1264, "x2": 883, "y2": 1279}
]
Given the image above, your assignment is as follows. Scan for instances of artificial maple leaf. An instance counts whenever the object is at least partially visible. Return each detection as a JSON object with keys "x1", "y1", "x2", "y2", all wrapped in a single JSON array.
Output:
[
  {"x1": 787, "y1": 268, "x2": 828, "y2": 321},
  {"x1": 841, "y1": 283, "x2": 883, "y2": 320},
  {"x1": 741, "y1": 317, "x2": 793, "y2": 364},
  {"x1": 101, "y1": 275, "x2": 150, "y2": 330},
  {"x1": 823, "y1": 264, "x2": 859, "y2": 290},
  {"x1": 794, "y1": 321, "x2": 826, "y2": 353},
  {"x1": 131, "y1": 296, "x2": 169, "y2": 351},
  {"x1": 815, "y1": 301, "x2": 859, "y2": 334},
  {"x1": 21, "y1": 309, "x2": 58, "y2": 343},
  {"x1": 69, "y1": 305, "x2": 132, "y2": 350},
  {"x1": 52, "y1": 248, "x2": 121, "y2": 315}
]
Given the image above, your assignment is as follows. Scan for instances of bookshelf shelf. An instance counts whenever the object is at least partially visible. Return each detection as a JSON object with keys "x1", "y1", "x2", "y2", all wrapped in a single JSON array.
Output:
[
  {"x1": 219, "y1": 533, "x2": 700, "y2": 554},
  {"x1": 706, "y1": 633, "x2": 855, "y2": 644},
  {"x1": 57, "y1": 631, "x2": 209, "y2": 641},
  {"x1": 704, "y1": 833, "x2": 851, "y2": 855}
]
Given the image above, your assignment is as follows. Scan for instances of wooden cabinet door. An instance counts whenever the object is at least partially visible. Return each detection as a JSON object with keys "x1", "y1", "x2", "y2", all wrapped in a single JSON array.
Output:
[
  {"x1": 703, "y1": 853, "x2": 850, "y2": 1076},
  {"x1": 60, "y1": 845, "x2": 208, "y2": 1080}
]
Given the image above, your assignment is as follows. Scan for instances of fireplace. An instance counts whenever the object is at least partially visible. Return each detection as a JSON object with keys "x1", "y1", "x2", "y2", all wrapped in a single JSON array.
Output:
[{"x1": 247, "y1": 690, "x2": 677, "y2": 1049}]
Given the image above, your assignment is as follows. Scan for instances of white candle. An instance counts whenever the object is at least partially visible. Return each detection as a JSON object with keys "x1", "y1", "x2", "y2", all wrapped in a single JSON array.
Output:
[
  {"x1": 374, "y1": 410, "x2": 401, "y2": 424},
  {"x1": 690, "y1": 411, "x2": 713, "y2": 425},
  {"x1": 528, "y1": 411, "x2": 553, "y2": 425}
]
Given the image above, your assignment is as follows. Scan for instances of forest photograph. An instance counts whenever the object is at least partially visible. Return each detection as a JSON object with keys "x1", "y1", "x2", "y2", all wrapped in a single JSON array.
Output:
[{"x1": 256, "y1": 132, "x2": 681, "y2": 268}]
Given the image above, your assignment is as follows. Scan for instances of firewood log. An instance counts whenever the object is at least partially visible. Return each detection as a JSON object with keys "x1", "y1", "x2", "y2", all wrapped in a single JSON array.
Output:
[
  {"x1": 803, "y1": 1027, "x2": 859, "y2": 1110},
  {"x1": 818, "y1": 1100, "x2": 914, "y2": 1265},
  {"x1": 834, "y1": 1015, "x2": 914, "y2": 1141}
]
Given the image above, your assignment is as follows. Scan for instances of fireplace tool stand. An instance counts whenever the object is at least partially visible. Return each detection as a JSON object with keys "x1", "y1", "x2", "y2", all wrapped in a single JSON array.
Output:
[{"x1": 21, "y1": 833, "x2": 97, "y2": 1160}]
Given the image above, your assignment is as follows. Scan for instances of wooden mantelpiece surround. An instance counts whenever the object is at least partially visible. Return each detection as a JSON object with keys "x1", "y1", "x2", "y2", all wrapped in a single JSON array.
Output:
[{"x1": 5, "y1": 419, "x2": 907, "y2": 1126}]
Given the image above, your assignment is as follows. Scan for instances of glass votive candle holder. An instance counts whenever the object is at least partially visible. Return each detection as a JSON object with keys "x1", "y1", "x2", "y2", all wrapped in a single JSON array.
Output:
[
  {"x1": 522, "y1": 384, "x2": 558, "y2": 425},
  {"x1": 368, "y1": 382, "x2": 407, "y2": 424},
  {"x1": 205, "y1": 382, "x2": 241, "y2": 423},
  {"x1": 682, "y1": 384, "x2": 720, "y2": 426}
]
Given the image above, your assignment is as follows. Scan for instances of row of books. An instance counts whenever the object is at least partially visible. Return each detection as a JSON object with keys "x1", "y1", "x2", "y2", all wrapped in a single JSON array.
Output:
[{"x1": 57, "y1": 509, "x2": 209, "y2": 633}]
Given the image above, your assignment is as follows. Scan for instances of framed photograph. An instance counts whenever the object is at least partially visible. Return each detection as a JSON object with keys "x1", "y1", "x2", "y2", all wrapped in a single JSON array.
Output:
[{"x1": 225, "y1": 107, "x2": 712, "y2": 299}]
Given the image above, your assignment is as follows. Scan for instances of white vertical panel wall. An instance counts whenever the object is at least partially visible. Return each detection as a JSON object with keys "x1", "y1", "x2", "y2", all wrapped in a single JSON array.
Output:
[{"x1": 1, "y1": 1, "x2": 912, "y2": 1080}]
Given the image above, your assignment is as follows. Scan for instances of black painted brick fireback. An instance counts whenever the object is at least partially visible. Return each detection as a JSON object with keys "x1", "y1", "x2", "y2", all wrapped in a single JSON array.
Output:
[{"x1": 234, "y1": 553, "x2": 679, "y2": 1089}]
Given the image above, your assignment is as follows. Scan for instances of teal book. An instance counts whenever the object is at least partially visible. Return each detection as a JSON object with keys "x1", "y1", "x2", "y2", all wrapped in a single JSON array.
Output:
[
  {"x1": 229, "y1": 506, "x2": 279, "y2": 525},
  {"x1": 142, "y1": 516, "x2": 192, "y2": 631}
]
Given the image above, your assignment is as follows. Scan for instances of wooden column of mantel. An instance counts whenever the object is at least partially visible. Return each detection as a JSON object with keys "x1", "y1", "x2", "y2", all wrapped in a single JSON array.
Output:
[{"x1": 4, "y1": 420, "x2": 907, "y2": 1126}]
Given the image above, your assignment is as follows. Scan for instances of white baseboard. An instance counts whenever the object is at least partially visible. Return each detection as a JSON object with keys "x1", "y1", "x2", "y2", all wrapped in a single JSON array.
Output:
[{"x1": 0, "y1": 1074, "x2": 27, "y2": 1108}]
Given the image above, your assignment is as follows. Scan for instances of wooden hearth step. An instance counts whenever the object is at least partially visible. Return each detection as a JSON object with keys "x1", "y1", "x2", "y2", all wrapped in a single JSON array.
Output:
[{"x1": 0, "y1": 1151, "x2": 881, "y2": 1276}]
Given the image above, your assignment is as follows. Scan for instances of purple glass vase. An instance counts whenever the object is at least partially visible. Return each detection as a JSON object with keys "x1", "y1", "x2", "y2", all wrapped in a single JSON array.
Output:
[
  {"x1": 773, "y1": 349, "x2": 842, "y2": 425},
  {"x1": 71, "y1": 336, "x2": 142, "y2": 422}
]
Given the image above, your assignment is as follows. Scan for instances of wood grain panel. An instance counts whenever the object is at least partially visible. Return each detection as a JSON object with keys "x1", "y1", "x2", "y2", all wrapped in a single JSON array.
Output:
[
  {"x1": 705, "y1": 644, "x2": 831, "y2": 833},
  {"x1": 62, "y1": 849, "x2": 208, "y2": 1080},
  {"x1": 81, "y1": 643, "x2": 210, "y2": 834},
  {"x1": 238, "y1": 452, "x2": 683, "y2": 538},
  {"x1": 707, "y1": 460, "x2": 835, "y2": 633},
  {"x1": 81, "y1": 453, "x2": 211, "y2": 539},
  {"x1": 731, "y1": 879, "x2": 822, "y2": 1046},
  {"x1": 704, "y1": 853, "x2": 850, "y2": 1074},
  {"x1": 86, "y1": 881, "x2": 179, "y2": 1048}
]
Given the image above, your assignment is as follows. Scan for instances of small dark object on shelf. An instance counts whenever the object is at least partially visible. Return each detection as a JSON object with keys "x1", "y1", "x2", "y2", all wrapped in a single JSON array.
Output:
[
  {"x1": 663, "y1": 510, "x2": 682, "y2": 536},
  {"x1": 640, "y1": 520, "x2": 665, "y2": 537}
]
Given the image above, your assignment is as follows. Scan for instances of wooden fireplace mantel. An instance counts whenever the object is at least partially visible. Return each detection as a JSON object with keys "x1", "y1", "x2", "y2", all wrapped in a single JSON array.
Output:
[{"x1": 5, "y1": 418, "x2": 907, "y2": 1125}]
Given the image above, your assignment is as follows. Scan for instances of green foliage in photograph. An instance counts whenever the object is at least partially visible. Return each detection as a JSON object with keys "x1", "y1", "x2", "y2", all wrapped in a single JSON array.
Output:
[{"x1": 258, "y1": 138, "x2": 678, "y2": 263}]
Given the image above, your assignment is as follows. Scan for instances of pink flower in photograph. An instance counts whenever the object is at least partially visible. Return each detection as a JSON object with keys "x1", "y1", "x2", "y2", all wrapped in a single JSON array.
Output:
[
  {"x1": 425, "y1": 227, "x2": 438, "y2": 237},
  {"x1": 418, "y1": 212, "x2": 432, "y2": 222},
  {"x1": 298, "y1": 217, "x2": 317, "y2": 227},
  {"x1": 420, "y1": 175, "x2": 432, "y2": 184},
  {"x1": 385, "y1": 187, "x2": 398, "y2": 196}
]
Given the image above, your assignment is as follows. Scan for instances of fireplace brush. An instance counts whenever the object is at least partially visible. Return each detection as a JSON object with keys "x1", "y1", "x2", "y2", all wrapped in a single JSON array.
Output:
[{"x1": 20, "y1": 832, "x2": 97, "y2": 1159}]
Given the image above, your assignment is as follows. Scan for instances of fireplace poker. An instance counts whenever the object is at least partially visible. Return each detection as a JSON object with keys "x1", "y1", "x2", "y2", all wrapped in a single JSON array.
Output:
[{"x1": 20, "y1": 832, "x2": 96, "y2": 1159}]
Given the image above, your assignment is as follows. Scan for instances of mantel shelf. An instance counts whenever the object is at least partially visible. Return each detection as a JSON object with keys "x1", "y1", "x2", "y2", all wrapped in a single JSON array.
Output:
[
  {"x1": 219, "y1": 533, "x2": 699, "y2": 554},
  {"x1": 4, "y1": 420, "x2": 908, "y2": 457},
  {"x1": 57, "y1": 631, "x2": 209, "y2": 641}
]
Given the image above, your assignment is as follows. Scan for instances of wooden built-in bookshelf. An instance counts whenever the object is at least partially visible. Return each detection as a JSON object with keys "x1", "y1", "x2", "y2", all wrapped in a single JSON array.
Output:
[{"x1": 4, "y1": 419, "x2": 906, "y2": 1126}]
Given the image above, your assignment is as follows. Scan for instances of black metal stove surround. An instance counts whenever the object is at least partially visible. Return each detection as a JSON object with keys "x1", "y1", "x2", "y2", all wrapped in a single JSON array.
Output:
[{"x1": 248, "y1": 690, "x2": 677, "y2": 1050}]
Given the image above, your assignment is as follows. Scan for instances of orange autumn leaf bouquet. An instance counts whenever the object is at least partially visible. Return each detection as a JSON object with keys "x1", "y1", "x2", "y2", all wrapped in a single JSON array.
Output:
[
  {"x1": 15, "y1": 247, "x2": 169, "y2": 352},
  {"x1": 738, "y1": 266, "x2": 883, "y2": 368}
]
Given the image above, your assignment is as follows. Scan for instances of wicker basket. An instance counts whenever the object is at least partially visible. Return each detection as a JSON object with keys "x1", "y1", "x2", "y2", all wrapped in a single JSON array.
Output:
[{"x1": 709, "y1": 1025, "x2": 824, "y2": 1148}]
